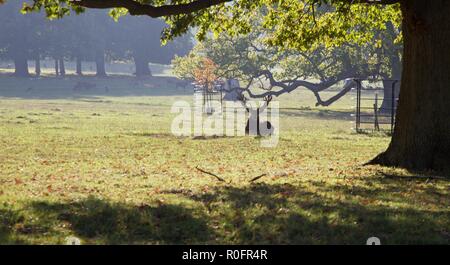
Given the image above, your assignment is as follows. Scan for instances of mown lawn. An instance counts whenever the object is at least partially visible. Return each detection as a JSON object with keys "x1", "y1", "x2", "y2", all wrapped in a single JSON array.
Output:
[{"x1": 0, "y1": 75, "x2": 448, "y2": 244}]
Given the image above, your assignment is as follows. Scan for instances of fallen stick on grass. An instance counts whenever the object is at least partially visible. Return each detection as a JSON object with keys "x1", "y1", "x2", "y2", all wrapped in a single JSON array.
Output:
[
  {"x1": 249, "y1": 174, "x2": 267, "y2": 183},
  {"x1": 195, "y1": 166, "x2": 226, "y2": 182}
]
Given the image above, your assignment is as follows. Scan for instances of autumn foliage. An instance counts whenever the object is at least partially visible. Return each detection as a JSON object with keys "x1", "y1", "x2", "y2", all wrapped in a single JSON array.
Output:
[{"x1": 193, "y1": 57, "x2": 218, "y2": 91}]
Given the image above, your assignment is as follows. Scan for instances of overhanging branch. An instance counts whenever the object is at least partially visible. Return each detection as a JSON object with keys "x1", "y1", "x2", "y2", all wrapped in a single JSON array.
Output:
[
  {"x1": 240, "y1": 69, "x2": 359, "y2": 107},
  {"x1": 70, "y1": 0, "x2": 232, "y2": 17},
  {"x1": 69, "y1": 0, "x2": 399, "y2": 18}
]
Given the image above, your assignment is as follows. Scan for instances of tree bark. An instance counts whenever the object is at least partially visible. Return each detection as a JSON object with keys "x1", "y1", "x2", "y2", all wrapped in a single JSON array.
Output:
[
  {"x1": 59, "y1": 58, "x2": 66, "y2": 76},
  {"x1": 134, "y1": 56, "x2": 152, "y2": 77},
  {"x1": 13, "y1": 53, "x2": 29, "y2": 77},
  {"x1": 76, "y1": 57, "x2": 83, "y2": 76},
  {"x1": 379, "y1": 80, "x2": 400, "y2": 113},
  {"x1": 380, "y1": 47, "x2": 402, "y2": 113},
  {"x1": 35, "y1": 56, "x2": 41, "y2": 77},
  {"x1": 371, "y1": 1, "x2": 450, "y2": 172},
  {"x1": 54, "y1": 59, "x2": 59, "y2": 76},
  {"x1": 95, "y1": 50, "x2": 107, "y2": 77}
]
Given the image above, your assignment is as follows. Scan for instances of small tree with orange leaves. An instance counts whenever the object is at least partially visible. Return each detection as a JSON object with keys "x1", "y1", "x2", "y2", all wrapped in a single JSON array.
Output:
[{"x1": 193, "y1": 57, "x2": 219, "y2": 91}]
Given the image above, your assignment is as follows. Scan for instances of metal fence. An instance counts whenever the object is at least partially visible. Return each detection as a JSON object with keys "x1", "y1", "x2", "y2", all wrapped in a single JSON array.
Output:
[
  {"x1": 193, "y1": 82, "x2": 224, "y2": 114},
  {"x1": 353, "y1": 79, "x2": 400, "y2": 133}
]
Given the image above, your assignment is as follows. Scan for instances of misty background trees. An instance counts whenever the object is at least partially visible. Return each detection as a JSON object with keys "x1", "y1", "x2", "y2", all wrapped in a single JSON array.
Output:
[{"x1": 0, "y1": 1, "x2": 193, "y2": 78}]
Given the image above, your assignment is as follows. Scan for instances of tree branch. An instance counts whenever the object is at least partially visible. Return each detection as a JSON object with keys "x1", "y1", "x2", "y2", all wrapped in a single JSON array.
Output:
[
  {"x1": 71, "y1": 0, "x2": 232, "y2": 17},
  {"x1": 195, "y1": 166, "x2": 226, "y2": 182},
  {"x1": 312, "y1": 80, "x2": 356, "y2": 107},
  {"x1": 239, "y1": 69, "x2": 359, "y2": 107}
]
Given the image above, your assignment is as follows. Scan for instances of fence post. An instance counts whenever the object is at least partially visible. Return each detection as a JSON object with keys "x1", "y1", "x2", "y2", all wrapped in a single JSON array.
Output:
[
  {"x1": 354, "y1": 79, "x2": 362, "y2": 132},
  {"x1": 374, "y1": 93, "x2": 380, "y2": 131},
  {"x1": 391, "y1": 80, "x2": 398, "y2": 134}
]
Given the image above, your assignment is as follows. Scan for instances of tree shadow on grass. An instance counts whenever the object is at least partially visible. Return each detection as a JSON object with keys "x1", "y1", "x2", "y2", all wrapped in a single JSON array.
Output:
[
  {"x1": 2, "y1": 179, "x2": 448, "y2": 244},
  {"x1": 26, "y1": 197, "x2": 215, "y2": 244},
  {"x1": 0, "y1": 208, "x2": 28, "y2": 244},
  {"x1": 189, "y1": 182, "x2": 449, "y2": 244}
]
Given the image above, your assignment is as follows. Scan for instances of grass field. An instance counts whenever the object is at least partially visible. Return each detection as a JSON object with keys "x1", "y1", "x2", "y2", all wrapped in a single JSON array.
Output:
[{"x1": 0, "y1": 74, "x2": 448, "y2": 245}]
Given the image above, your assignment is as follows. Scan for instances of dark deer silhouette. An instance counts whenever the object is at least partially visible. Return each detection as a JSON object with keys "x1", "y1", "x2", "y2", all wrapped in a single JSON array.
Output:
[{"x1": 239, "y1": 95, "x2": 274, "y2": 136}]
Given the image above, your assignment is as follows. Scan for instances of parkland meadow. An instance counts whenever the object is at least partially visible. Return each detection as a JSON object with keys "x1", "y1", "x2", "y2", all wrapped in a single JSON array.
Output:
[{"x1": 0, "y1": 74, "x2": 448, "y2": 244}]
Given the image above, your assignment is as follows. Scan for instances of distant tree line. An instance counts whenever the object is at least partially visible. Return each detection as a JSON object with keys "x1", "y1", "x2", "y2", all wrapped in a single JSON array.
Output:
[{"x1": 0, "y1": 1, "x2": 192, "y2": 78}]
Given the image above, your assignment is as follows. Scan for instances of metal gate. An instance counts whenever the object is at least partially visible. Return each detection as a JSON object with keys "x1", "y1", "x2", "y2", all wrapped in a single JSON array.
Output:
[
  {"x1": 354, "y1": 79, "x2": 400, "y2": 133},
  {"x1": 193, "y1": 81, "x2": 223, "y2": 114}
]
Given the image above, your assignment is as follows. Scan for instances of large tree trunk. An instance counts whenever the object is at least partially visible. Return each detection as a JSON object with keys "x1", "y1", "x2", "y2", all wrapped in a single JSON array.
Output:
[
  {"x1": 76, "y1": 57, "x2": 83, "y2": 76},
  {"x1": 54, "y1": 59, "x2": 59, "y2": 76},
  {"x1": 13, "y1": 53, "x2": 29, "y2": 77},
  {"x1": 134, "y1": 56, "x2": 152, "y2": 77},
  {"x1": 379, "y1": 80, "x2": 400, "y2": 113},
  {"x1": 35, "y1": 56, "x2": 41, "y2": 77},
  {"x1": 380, "y1": 53, "x2": 402, "y2": 113},
  {"x1": 59, "y1": 58, "x2": 66, "y2": 76},
  {"x1": 372, "y1": 1, "x2": 450, "y2": 172},
  {"x1": 95, "y1": 50, "x2": 107, "y2": 77}
]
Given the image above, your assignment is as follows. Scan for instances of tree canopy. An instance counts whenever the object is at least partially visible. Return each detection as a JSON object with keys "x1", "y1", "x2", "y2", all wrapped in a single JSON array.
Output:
[
  {"x1": 173, "y1": 18, "x2": 401, "y2": 107},
  {"x1": 20, "y1": 0, "x2": 401, "y2": 47}
]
